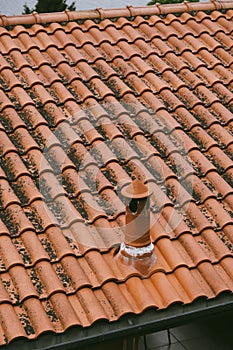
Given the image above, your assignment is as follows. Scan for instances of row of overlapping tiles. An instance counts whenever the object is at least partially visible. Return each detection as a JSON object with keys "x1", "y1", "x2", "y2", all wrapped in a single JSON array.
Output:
[{"x1": 0, "y1": 9, "x2": 233, "y2": 344}]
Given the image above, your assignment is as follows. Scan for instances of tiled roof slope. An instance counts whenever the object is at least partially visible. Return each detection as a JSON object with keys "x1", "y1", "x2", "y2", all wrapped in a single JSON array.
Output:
[{"x1": 0, "y1": 0, "x2": 233, "y2": 346}]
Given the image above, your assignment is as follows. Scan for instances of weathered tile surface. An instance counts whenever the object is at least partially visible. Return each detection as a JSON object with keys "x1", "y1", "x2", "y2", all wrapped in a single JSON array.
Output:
[{"x1": 0, "y1": 1, "x2": 233, "y2": 345}]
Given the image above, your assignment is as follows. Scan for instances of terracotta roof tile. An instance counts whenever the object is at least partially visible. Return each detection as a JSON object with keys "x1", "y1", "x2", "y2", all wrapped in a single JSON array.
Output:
[{"x1": 0, "y1": 1, "x2": 233, "y2": 346}]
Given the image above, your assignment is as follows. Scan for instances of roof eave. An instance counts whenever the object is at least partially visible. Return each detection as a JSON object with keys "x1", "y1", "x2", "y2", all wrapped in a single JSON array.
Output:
[{"x1": 4, "y1": 293, "x2": 233, "y2": 350}]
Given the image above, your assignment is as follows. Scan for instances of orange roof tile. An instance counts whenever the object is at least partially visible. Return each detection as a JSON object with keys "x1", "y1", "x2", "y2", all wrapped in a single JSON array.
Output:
[{"x1": 0, "y1": 1, "x2": 233, "y2": 347}]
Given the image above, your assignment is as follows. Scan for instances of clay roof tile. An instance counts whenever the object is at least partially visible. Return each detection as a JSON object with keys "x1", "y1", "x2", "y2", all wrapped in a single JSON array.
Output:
[{"x1": 0, "y1": 2, "x2": 233, "y2": 347}]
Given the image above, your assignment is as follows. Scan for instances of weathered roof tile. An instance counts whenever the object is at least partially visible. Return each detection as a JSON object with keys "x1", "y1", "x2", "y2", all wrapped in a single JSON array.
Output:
[{"x1": 0, "y1": 2, "x2": 233, "y2": 347}]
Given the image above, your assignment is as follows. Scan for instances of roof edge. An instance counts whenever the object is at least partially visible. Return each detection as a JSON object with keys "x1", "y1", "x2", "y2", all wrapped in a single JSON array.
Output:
[
  {"x1": 4, "y1": 293, "x2": 233, "y2": 350},
  {"x1": 0, "y1": 1, "x2": 233, "y2": 27}
]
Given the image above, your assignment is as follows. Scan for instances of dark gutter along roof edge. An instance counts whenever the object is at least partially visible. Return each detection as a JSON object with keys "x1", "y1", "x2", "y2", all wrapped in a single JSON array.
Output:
[
  {"x1": 0, "y1": 1, "x2": 233, "y2": 27},
  {"x1": 4, "y1": 293, "x2": 233, "y2": 350}
]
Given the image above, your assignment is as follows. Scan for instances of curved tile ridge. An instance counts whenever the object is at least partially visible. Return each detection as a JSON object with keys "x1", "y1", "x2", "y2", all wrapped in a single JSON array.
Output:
[
  {"x1": 0, "y1": 2, "x2": 232, "y2": 27},
  {"x1": 0, "y1": 303, "x2": 27, "y2": 342}
]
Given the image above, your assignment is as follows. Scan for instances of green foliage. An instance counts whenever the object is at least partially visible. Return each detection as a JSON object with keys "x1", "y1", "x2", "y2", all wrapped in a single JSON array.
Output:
[
  {"x1": 23, "y1": 4, "x2": 31, "y2": 14},
  {"x1": 23, "y1": 0, "x2": 76, "y2": 14},
  {"x1": 148, "y1": 0, "x2": 198, "y2": 4}
]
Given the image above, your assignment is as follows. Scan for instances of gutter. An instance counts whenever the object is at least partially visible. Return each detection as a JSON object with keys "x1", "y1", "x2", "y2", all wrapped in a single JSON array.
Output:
[{"x1": 4, "y1": 293, "x2": 233, "y2": 350}]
